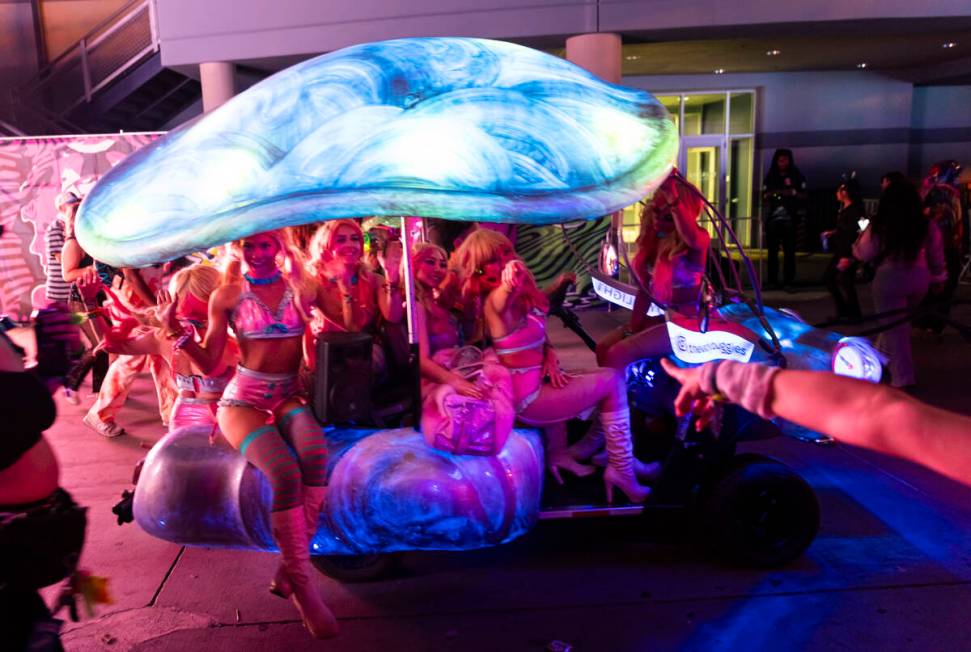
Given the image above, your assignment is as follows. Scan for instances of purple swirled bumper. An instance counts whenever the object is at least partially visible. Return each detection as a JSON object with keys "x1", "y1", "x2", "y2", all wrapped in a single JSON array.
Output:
[{"x1": 133, "y1": 425, "x2": 544, "y2": 555}]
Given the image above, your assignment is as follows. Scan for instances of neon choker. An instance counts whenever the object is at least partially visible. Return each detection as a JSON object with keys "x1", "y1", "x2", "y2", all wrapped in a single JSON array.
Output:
[{"x1": 244, "y1": 270, "x2": 282, "y2": 285}]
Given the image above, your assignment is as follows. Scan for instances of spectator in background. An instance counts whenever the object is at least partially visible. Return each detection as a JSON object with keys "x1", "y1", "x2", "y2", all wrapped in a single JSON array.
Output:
[
  {"x1": 880, "y1": 171, "x2": 907, "y2": 192},
  {"x1": 761, "y1": 148, "x2": 807, "y2": 291},
  {"x1": 59, "y1": 194, "x2": 110, "y2": 401},
  {"x1": 45, "y1": 192, "x2": 76, "y2": 306},
  {"x1": 853, "y1": 179, "x2": 946, "y2": 389},
  {"x1": 822, "y1": 178, "x2": 864, "y2": 322},
  {"x1": 916, "y1": 162, "x2": 964, "y2": 337},
  {"x1": 46, "y1": 193, "x2": 79, "y2": 404}
]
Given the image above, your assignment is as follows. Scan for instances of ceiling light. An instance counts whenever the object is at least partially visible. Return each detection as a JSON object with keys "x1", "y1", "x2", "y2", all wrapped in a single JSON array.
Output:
[
  {"x1": 942, "y1": 42, "x2": 957, "y2": 49},
  {"x1": 625, "y1": 55, "x2": 639, "y2": 61},
  {"x1": 766, "y1": 49, "x2": 781, "y2": 56},
  {"x1": 713, "y1": 68, "x2": 725, "y2": 74},
  {"x1": 856, "y1": 62, "x2": 868, "y2": 69}
]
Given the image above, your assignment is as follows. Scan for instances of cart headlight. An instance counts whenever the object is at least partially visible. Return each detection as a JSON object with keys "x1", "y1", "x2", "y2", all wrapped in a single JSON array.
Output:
[{"x1": 831, "y1": 337, "x2": 883, "y2": 383}]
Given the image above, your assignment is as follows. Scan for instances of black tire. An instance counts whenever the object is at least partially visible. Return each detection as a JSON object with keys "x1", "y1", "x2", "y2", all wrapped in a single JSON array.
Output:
[
  {"x1": 703, "y1": 458, "x2": 819, "y2": 568},
  {"x1": 311, "y1": 552, "x2": 402, "y2": 582}
]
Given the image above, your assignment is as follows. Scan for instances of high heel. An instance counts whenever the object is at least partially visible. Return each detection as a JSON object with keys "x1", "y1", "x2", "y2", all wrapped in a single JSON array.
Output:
[
  {"x1": 270, "y1": 485, "x2": 327, "y2": 600},
  {"x1": 600, "y1": 409, "x2": 651, "y2": 504},
  {"x1": 591, "y1": 448, "x2": 660, "y2": 483},
  {"x1": 547, "y1": 451, "x2": 596, "y2": 485},
  {"x1": 545, "y1": 422, "x2": 595, "y2": 485},
  {"x1": 270, "y1": 507, "x2": 340, "y2": 639}
]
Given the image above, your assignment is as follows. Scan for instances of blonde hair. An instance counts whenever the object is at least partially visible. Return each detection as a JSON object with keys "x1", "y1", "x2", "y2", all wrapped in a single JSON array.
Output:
[
  {"x1": 452, "y1": 228, "x2": 513, "y2": 283},
  {"x1": 170, "y1": 264, "x2": 220, "y2": 303},
  {"x1": 411, "y1": 241, "x2": 447, "y2": 303},
  {"x1": 306, "y1": 219, "x2": 367, "y2": 279},
  {"x1": 222, "y1": 229, "x2": 313, "y2": 321},
  {"x1": 633, "y1": 176, "x2": 701, "y2": 278},
  {"x1": 453, "y1": 227, "x2": 547, "y2": 314}
]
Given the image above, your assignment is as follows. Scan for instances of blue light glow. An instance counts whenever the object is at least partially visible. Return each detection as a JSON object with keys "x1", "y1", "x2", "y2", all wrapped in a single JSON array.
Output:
[{"x1": 76, "y1": 37, "x2": 678, "y2": 267}]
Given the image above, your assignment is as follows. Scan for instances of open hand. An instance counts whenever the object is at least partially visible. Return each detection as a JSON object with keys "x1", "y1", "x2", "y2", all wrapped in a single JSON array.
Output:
[
  {"x1": 543, "y1": 348, "x2": 570, "y2": 389},
  {"x1": 378, "y1": 243, "x2": 403, "y2": 284},
  {"x1": 450, "y1": 375, "x2": 485, "y2": 399}
]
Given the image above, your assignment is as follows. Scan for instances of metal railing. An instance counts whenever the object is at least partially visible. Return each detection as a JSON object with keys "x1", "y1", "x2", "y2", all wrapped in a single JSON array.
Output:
[{"x1": 9, "y1": 0, "x2": 158, "y2": 126}]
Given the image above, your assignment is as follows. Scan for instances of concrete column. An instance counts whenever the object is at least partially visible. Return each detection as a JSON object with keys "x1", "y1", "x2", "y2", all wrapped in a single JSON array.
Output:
[
  {"x1": 200, "y1": 61, "x2": 236, "y2": 113},
  {"x1": 565, "y1": 33, "x2": 622, "y2": 84}
]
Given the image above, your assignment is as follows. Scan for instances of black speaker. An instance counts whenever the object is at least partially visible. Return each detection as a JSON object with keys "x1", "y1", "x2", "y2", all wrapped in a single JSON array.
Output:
[{"x1": 313, "y1": 332, "x2": 373, "y2": 424}]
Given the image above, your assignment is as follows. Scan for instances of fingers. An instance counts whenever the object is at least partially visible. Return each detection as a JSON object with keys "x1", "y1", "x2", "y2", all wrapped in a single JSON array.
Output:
[{"x1": 660, "y1": 358, "x2": 685, "y2": 382}]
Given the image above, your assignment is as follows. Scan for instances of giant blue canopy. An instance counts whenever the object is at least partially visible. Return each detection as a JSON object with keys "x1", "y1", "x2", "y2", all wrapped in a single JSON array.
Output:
[{"x1": 77, "y1": 37, "x2": 678, "y2": 266}]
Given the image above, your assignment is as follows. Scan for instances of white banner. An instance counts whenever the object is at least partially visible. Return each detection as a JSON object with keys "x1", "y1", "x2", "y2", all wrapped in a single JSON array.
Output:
[
  {"x1": 667, "y1": 321, "x2": 755, "y2": 364},
  {"x1": 591, "y1": 276, "x2": 663, "y2": 316}
]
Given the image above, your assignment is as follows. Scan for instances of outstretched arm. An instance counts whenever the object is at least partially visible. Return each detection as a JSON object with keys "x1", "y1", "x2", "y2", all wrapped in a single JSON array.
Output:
[{"x1": 661, "y1": 359, "x2": 971, "y2": 488}]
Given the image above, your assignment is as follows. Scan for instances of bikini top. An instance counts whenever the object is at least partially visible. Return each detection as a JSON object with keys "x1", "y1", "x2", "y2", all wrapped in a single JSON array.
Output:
[
  {"x1": 230, "y1": 281, "x2": 305, "y2": 339},
  {"x1": 492, "y1": 309, "x2": 546, "y2": 370},
  {"x1": 175, "y1": 366, "x2": 234, "y2": 394}
]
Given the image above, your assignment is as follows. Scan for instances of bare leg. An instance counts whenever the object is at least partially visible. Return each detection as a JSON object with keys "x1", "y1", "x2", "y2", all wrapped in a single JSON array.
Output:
[
  {"x1": 598, "y1": 320, "x2": 670, "y2": 372},
  {"x1": 518, "y1": 367, "x2": 651, "y2": 503}
]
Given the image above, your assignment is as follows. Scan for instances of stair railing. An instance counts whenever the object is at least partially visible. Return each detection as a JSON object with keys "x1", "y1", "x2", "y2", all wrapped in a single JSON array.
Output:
[{"x1": 16, "y1": 0, "x2": 159, "y2": 127}]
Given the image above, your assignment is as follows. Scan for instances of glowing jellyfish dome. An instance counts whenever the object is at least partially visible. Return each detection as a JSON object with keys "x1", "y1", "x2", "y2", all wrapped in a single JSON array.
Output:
[{"x1": 76, "y1": 37, "x2": 678, "y2": 267}]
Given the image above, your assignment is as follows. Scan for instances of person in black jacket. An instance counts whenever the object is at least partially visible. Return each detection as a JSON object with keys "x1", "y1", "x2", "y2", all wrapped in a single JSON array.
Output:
[
  {"x1": 761, "y1": 148, "x2": 807, "y2": 290},
  {"x1": 822, "y1": 178, "x2": 865, "y2": 322}
]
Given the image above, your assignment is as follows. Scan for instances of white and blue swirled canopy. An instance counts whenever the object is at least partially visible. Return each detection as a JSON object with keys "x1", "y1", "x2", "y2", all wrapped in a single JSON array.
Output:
[{"x1": 77, "y1": 37, "x2": 678, "y2": 267}]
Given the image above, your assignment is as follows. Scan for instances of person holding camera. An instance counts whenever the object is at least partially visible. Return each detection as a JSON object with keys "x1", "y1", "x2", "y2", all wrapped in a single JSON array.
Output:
[{"x1": 0, "y1": 301, "x2": 91, "y2": 650}]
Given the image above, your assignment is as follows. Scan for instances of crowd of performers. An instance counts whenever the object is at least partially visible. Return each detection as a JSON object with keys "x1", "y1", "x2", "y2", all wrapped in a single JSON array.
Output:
[
  {"x1": 32, "y1": 172, "x2": 711, "y2": 638},
  {"x1": 20, "y1": 169, "x2": 970, "y2": 641}
]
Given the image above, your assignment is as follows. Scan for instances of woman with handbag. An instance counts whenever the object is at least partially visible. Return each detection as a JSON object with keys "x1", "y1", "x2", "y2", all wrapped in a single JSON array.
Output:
[
  {"x1": 456, "y1": 231, "x2": 658, "y2": 503},
  {"x1": 413, "y1": 242, "x2": 514, "y2": 456}
]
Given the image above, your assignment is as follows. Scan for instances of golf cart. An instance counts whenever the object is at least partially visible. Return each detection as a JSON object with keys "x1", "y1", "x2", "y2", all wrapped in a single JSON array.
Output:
[{"x1": 79, "y1": 37, "x2": 882, "y2": 581}]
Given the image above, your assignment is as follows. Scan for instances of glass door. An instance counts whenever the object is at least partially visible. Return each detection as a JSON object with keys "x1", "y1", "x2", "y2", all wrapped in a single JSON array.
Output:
[{"x1": 680, "y1": 134, "x2": 726, "y2": 237}]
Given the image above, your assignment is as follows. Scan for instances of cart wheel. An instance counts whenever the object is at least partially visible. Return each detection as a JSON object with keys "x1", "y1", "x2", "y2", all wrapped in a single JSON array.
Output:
[
  {"x1": 311, "y1": 552, "x2": 402, "y2": 582},
  {"x1": 703, "y1": 458, "x2": 819, "y2": 567}
]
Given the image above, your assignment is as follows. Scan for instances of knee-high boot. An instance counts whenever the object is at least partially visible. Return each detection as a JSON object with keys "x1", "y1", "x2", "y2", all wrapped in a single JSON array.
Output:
[
  {"x1": 271, "y1": 485, "x2": 327, "y2": 599},
  {"x1": 600, "y1": 409, "x2": 652, "y2": 504},
  {"x1": 270, "y1": 507, "x2": 339, "y2": 639}
]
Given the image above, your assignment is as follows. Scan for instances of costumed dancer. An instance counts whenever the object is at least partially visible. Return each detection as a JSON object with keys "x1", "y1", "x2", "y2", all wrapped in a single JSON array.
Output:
[
  {"x1": 169, "y1": 230, "x2": 339, "y2": 639},
  {"x1": 98, "y1": 264, "x2": 237, "y2": 431},
  {"x1": 306, "y1": 219, "x2": 403, "y2": 382},
  {"x1": 413, "y1": 242, "x2": 514, "y2": 454},
  {"x1": 578, "y1": 173, "x2": 709, "y2": 465},
  {"x1": 457, "y1": 230, "x2": 657, "y2": 502}
]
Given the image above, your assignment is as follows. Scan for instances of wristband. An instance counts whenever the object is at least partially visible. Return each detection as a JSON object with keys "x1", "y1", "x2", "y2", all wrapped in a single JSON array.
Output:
[{"x1": 711, "y1": 360, "x2": 780, "y2": 419}]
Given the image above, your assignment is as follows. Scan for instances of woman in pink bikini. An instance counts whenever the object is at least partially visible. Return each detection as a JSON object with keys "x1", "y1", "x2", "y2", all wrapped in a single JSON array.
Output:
[
  {"x1": 456, "y1": 230, "x2": 657, "y2": 503},
  {"x1": 100, "y1": 264, "x2": 237, "y2": 431},
  {"x1": 570, "y1": 175, "x2": 709, "y2": 467},
  {"x1": 596, "y1": 173, "x2": 710, "y2": 371},
  {"x1": 167, "y1": 230, "x2": 338, "y2": 639}
]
